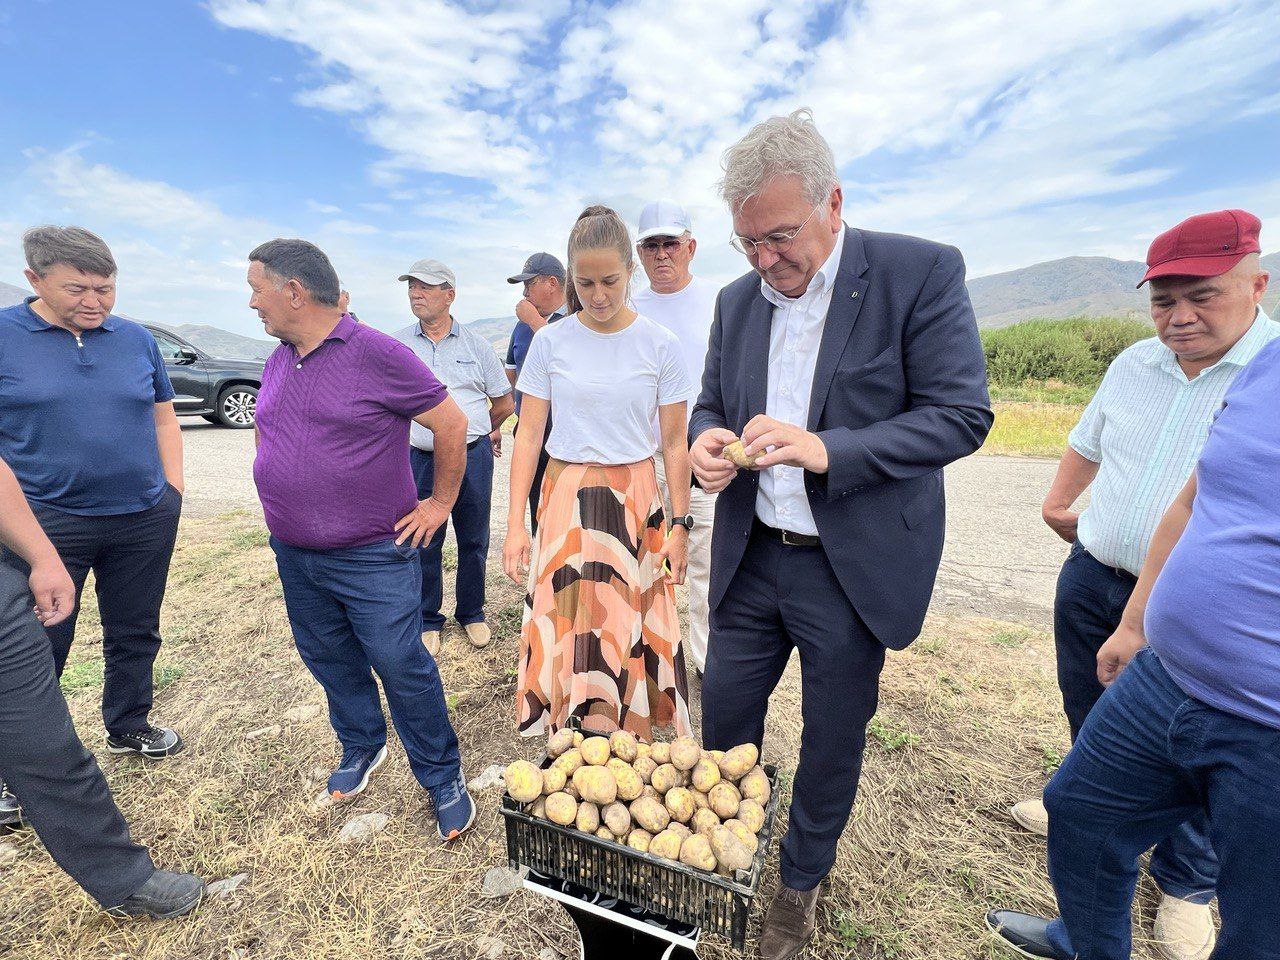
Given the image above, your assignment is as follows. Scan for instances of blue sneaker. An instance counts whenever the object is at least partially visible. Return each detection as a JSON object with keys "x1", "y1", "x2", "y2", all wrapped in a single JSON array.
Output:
[
  {"x1": 428, "y1": 773, "x2": 476, "y2": 842},
  {"x1": 327, "y1": 745, "x2": 388, "y2": 801}
]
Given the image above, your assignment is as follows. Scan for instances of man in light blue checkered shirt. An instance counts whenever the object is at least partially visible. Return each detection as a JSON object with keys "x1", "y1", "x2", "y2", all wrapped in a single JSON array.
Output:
[{"x1": 1008, "y1": 210, "x2": 1275, "y2": 960}]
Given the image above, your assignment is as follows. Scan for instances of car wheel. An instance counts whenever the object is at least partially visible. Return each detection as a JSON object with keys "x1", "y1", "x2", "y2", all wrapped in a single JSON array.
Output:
[{"x1": 217, "y1": 385, "x2": 258, "y2": 428}]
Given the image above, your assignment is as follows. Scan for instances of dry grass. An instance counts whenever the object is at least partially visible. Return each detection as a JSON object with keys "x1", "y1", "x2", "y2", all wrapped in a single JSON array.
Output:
[
  {"x1": 0, "y1": 515, "x2": 1169, "y2": 960},
  {"x1": 978, "y1": 402, "x2": 1084, "y2": 459}
]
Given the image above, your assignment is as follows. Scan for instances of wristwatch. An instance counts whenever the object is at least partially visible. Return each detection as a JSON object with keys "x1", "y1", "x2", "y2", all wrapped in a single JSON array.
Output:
[{"x1": 671, "y1": 515, "x2": 695, "y2": 531}]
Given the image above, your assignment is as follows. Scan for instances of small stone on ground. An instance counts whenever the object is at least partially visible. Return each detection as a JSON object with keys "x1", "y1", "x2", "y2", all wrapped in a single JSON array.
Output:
[
  {"x1": 338, "y1": 812, "x2": 390, "y2": 843},
  {"x1": 467, "y1": 764, "x2": 506, "y2": 792},
  {"x1": 0, "y1": 843, "x2": 17, "y2": 868},
  {"x1": 480, "y1": 865, "x2": 526, "y2": 899},
  {"x1": 245, "y1": 725, "x2": 283, "y2": 740},
  {"x1": 207, "y1": 873, "x2": 250, "y2": 898}
]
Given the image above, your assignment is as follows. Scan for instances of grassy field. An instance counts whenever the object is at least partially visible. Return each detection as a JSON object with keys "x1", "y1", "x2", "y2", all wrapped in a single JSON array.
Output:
[
  {"x1": 981, "y1": 381, "x2": 1088, "y2": 459},
  {"x1": 0, "y1": 515, "x2": 1174, "y2": 960}
]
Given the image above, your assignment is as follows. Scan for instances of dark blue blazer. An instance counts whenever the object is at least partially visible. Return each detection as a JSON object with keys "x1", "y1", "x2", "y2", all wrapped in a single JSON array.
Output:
[{"x1": 689, "y1": 226, "x2": 993, "y2": 650}]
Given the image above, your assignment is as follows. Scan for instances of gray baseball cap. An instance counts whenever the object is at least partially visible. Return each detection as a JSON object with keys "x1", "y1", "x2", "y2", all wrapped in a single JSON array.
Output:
[
  {"x1": 399, "y1": 258, "x2": 456, "y2": 286},
  {"x1": 507, "y1": 251, "x2": 565, "y2": 284}
]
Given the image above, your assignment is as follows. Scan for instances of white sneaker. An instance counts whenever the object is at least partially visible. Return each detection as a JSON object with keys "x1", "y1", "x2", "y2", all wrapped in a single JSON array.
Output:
[
  {"x1": 1009, "y1": 797, "x2": 1049, "y2": 837},
  {"x1": 422, "y1": 630, "x2": 441, "y2": 656},
  {"x1": 1154, "y1": 895, "x2": 1216, "y2": 960}
]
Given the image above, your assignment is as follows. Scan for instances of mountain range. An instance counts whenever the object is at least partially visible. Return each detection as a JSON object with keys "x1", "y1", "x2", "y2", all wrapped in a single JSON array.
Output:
[{"x1": 5, "y1": 252, "x2": 1278, "y2": 357}]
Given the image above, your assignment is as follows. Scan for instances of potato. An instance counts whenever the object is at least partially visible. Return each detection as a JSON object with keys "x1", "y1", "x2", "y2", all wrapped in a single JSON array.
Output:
[
  {"x1": 691, "y1": 757, "x2": 721, "y2": 793},
  {"x1": 718, "y1": 743, "x2": 759, "y2": 782},
  {"x1": 708, "y1": 782, "x2": 741, "y2": 820},
  {"x1": 709, "y1": 750, "x2": 725, "y2": 763},
  {"x1": 545, "y1": 792, "x2": 577, "y2": 826},
  {"x1": 602, "y1": 801, "x2": 632, "y2": 837},
  {"x1": 576, "y1": 801, "x2": 600, "y2": 833},
  {"x1": 573, "y1": 766, "x2": 618, "y2": 806},
  {"x1": 547, "y1": 728, "x2": 575, "y2": 758},
  {"x1": 650, "y1": 763, "x2": 681, "y2": 794},
  {"x1": 724, "y1": 439, "x2": 760, "y2": 469},
  {"x1": 649, "y1": 829, "x2": 683, "y2": 861},
  {"x1": 708, "y1": 825, "x2": 753, "y2": 873},
  {"x1": 679, "y1": 833, "x2": 717, "y2": 871},
  {"x1": 541, "y1": 766, "x2": 567, "y2": 795},
  {"x1": 614, "y1": 765, "x2": 644, "y2": 802},
  {"x1": 595, "y1": 826, "x2": 615, "y2": 841},
  {"x1": 692, "y1": 808, "x2": 721, "y2": 834},
  {"x1": 650, "y1": 742, "x2": 671, "y2": 765},
  {"x1": 723, "y1": 818, "x2": 759, "y2": 854},
  {"x1": 573, "y1": 732, "x2": 585, "y2": 747},
  {"x1": 529, "y1": 796, "x2": 546, "y2": 819},
  {"x1": 635, "y1": 742, "x2": 652, "y2": 761},
  {"x1": 691, "y1": 789, "x2": 710, "y2": 811},
  {"x1": 503, "y1": 760, "x2": 543, "y2": 803},
  {"x1": 667, "y1": 821, "x2": 691, "y2": 840},
  {"x1": 552, "y1": 748, "x2": 584, "y2": 776},
  {"x1": 627, "y1": 828, "x2": 653, "y2": 853},
  {"x1": 581, "y1": 736, "x2": 611, "y2": 766},
  {"x1": 629, "y1": 795, "x2": 670, "y2": 834},
  {"x1": 664, "y1": 787, "x2": 696, "y2": 824},
  {"x1": 740, "y1": 767, "x2": 770, "y2": 804},
  {"x1": 609, "y1": 730, "x2": 639, "y2": 762},
  {"x1": 736, "y1": 798, "x2": 765, "y2": 834},
  {"x1": 633, "y1": 756, "x2": 658, "y2": 784},
  {"x1": 670, "y1": 737, "x2": 701, "y2": 772},
  {"x1": 641, "y1": 785, "x2": 661, "y2": 801},
  {"x1": 563, "y1": 781, "x2": 580, "y2": 801}
]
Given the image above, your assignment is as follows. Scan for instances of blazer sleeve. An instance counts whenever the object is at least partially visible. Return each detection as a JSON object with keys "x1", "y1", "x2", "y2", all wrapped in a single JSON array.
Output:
[
  {"x1": 688, "y1": 288, "x2": 729, "y2": 446},
  {"x1": 809, "y1": 245, "x2": 993, "y2": 499}
]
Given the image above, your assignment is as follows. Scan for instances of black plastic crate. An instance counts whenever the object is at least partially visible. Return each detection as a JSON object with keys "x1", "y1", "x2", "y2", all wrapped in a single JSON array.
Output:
[{"x1": 501, "y1": 757, "x2": 781, "y2": 950}]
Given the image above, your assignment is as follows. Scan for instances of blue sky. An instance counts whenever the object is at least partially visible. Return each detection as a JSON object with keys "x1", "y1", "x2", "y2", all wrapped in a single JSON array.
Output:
[{"x1": 1, "y1": 0, "x2": 1277, "y2": 338}]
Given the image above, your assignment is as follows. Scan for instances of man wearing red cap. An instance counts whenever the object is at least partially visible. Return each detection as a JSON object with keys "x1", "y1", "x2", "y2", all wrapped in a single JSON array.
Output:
[{"x1": 989, "y1": 210, "x2": 1275, "y2": 959}]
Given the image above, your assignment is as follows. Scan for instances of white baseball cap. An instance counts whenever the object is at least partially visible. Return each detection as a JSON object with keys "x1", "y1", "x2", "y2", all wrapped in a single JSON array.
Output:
[
  {"x1": 398, "y1": 258, "x2": 456, "y2": 286},
  {"x1": 637, "y1": 200, "x2": 692, "y2": 241}
]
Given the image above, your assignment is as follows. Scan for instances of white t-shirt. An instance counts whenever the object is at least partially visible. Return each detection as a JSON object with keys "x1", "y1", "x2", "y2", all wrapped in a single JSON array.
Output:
[
  {"x1": 516, "y1": 313, "x2": 693, "y2": 465},
  {"x1": 631, "y1": 275, "x2": 719, "y2": 437}
]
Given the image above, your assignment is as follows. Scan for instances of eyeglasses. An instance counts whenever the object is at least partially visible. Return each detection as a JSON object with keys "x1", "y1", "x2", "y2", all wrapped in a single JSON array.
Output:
[
  {"x1": 637, "y1": 237, "x2": 686, "y2": 254},
  {"x1": 729, "y1": 202, "x2": 823, "y2": 256}
]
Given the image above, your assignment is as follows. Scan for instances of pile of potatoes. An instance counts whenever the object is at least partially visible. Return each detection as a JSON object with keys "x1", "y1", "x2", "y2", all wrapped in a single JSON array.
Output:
[{"x1": 504, "y1": 730, "x2": 771, "y2": 877}]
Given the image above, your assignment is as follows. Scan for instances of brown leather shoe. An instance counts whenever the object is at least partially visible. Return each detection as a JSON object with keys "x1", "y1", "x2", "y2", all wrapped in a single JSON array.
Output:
[{"x1": 759, "y1": 884, "x2": 820, "y2": 960}]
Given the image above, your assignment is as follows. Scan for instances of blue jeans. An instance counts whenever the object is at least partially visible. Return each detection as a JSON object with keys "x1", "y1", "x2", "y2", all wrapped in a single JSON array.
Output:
[
  {"x1": 410, "y1": 442, "x2": 493, "y2": 632},
  {"x1": 270, "y1": 537, "x2": 461, "y2": 789},
  {"x1": 1054, "y1": 542, "x2": 1217, "y2": 903},
  {"x1": 1045, "y1": 649, "x2": 1280, "y2": 960}
]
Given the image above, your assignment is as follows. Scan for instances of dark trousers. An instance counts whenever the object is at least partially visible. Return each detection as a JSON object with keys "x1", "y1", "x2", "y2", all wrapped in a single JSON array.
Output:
[
  {"x1": 0, "y1": 564, "x2": 154, "y2": 907},
  {"x1": 1044, "y1": 649, "x2": 1280, "y2": 960},
  {"x1": 270, "y1": 537, "x2": 461, "y2": 790},
  {"x1": 701, "y1": 529, "x2": 885, "y2": 891},
  {"x1": 1054, "y1": 542, "x2": 1217, "y2": 902},
  {"x1": 410, "y1": 442, "x2": 494, "y2": 631},
  {"x1": 1, "y1": 486, "x2": 181, "y2": 737}
]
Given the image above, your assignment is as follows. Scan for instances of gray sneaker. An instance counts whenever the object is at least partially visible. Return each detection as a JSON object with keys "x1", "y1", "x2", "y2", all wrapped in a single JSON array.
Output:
[
  {"x1": 107, "y1": 870, "x2": 205, "y2": 919},
  {"x1": 0, "y1": 780, "x2": 22, "y2": 828}
]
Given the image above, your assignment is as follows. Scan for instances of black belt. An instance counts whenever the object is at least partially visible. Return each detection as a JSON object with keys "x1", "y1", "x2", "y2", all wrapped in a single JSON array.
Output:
[{"x1": 753, "y1": 519, "x2": 820, "y2": 547}]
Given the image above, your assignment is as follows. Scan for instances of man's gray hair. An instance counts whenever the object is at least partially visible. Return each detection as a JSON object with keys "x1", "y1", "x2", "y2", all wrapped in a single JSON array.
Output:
[
  {"x1": 719, "y1": 108, "x2": 839, "y2": 212},
  {"x1": 23, "y1": 225, "x2": 118, "y2": 278},
  {"x1": 248, "y1": 238, "x2": 341, "y2": 307}
]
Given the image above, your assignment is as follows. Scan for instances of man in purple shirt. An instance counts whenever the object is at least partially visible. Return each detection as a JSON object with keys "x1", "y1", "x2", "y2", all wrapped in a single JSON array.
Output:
[
  {"x1": 988, "y1": 300, "x2": 1280, "y2": 955},
  {"x1": 247, "y1": 239, "x2": 476, "y2": 840}
]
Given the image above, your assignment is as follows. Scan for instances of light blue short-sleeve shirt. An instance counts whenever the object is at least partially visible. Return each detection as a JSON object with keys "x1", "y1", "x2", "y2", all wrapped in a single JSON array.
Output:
[
  {"x1": 1071, "y1": 310, "x2": 1279, "y2": 575},
  {"x1": 393, "y1": 318, "x2": 511, "y2": 450}
]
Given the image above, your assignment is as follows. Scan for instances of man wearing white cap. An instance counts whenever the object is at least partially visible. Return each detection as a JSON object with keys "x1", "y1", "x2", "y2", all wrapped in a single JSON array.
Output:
[
  {"x1": 394, "y1": 259, "x2": 514, "y2": 656},
  {"x1": 631, "y1": 201, "x2": 720, "y2": 674}
]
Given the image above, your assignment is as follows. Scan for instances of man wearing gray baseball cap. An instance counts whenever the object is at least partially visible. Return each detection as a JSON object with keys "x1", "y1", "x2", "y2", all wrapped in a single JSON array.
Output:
[
  {"x1": 394, "y1": 259, "x2": 513, "y2": 657},
  {"x1": 504, "y1": 252, "x2": 567, "y2": 533}
]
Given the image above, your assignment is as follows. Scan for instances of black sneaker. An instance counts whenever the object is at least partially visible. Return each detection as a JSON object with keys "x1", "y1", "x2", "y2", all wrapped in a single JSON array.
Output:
[
  {"x1": 0, "y1": 780, "x2": 23, "y2": 827},
  {"x1": 986, "y1": 910, "x2": 1061, "y2": 959},
  {"x1": 107, "y1": 726, "x2": 184, "y2": 759},
  {"x1": 107, "y1": 869, "x2": 205, "y2": 919}
]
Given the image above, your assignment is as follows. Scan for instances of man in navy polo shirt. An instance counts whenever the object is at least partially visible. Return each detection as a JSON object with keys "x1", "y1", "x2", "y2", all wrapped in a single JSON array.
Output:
[{"x1": 0, "y1": 227, "x2": 186, "y2": 824}]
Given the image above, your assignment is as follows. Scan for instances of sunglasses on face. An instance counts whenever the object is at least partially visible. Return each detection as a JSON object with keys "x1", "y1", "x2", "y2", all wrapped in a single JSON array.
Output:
[{"x1": 638, "y1": 238, "x2": 685, "y2": 254}]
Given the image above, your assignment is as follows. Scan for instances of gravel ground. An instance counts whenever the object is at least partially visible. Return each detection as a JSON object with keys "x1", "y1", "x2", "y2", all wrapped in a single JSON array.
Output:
[{"x1": 179, "y1": 419, "x2": 1066, "y2": 629}]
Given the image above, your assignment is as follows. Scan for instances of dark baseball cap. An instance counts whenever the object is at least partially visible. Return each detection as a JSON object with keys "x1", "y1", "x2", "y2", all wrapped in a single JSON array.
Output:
[
  {"x1": 507, "y1": 252, "x2": 565, "y2": 284},
  {"x1": 1139, "y1": 209, "x2": 1262, "y2": 287}
]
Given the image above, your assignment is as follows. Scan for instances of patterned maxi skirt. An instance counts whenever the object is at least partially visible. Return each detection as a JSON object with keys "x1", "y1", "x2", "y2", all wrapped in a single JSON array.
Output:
[{"x1": 516, "y1": 458, "x2": 692, "y2": 740}]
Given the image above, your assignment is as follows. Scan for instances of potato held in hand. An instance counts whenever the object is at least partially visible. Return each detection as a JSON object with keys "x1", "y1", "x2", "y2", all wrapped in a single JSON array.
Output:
[
  {"x1": 724, "y1": 439, "x2": 760, "y2": 469},
  {"x1": 504, "y1": 760, "x2": 543, "y2": 803}
]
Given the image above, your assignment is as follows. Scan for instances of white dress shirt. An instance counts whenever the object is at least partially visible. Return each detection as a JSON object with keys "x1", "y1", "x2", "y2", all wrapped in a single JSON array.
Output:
[{"x1": 755, "y1": 228, "x2": 846, "y2": 535}]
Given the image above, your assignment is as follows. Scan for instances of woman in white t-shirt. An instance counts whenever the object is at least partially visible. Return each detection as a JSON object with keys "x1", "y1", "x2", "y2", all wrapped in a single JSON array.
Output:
[{"x1": 503, "y1": 205, "x2": 694, "y2": 740}]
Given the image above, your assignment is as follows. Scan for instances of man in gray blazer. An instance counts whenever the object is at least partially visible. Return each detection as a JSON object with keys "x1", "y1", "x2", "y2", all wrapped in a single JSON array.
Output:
[{"x1": 689, "y1": 109, "x2": 992, "y2": 960}]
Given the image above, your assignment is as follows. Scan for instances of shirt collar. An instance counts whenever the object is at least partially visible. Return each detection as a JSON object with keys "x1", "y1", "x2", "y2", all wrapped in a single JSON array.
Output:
[
  {"x1": 18, "y1": 296, "x2": 117, "y2": 332},
  {"x1": 326, "y1": 312, "x2": 358, "y2": 342},
  {"x1": 1146, "y1": 307, "x2": 1272, "y2": 374},
  {"x1": 759, "y1": 225, "x2": 846, "y2": 308},
  {"x1": 413, "y1": 316, "x2": 459, "y2": 340}
]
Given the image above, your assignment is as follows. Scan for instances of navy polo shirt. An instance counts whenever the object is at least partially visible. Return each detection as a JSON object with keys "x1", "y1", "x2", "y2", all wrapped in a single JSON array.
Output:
[{"x1": 0, "y1": 297, "x2": 176, "y2": 515}]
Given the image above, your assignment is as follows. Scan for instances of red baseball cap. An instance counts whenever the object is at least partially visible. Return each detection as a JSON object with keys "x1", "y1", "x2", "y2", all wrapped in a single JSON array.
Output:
[{"x1": 1139, "y1": 209, "x2": 1262, "y2": 287}]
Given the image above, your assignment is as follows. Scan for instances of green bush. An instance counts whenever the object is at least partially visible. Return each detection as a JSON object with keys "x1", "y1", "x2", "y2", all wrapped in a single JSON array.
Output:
[{"x1": 981, "y1": 317, "x2": 1152, "y2": 388}]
